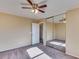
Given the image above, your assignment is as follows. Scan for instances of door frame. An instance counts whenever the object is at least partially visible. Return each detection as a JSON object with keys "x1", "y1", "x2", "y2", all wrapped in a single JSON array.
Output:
[{"x1": 31, "y1": 22, "x2": 44, "y2": 45}]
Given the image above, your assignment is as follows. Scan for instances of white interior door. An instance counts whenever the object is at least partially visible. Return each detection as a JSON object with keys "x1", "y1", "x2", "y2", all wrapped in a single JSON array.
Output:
[{"x1": 32, "y1": 23, "x2": 40, "y2": 45}]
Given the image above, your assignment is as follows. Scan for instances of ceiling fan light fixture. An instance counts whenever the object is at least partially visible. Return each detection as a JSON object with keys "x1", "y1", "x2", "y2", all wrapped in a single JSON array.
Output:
[
  {"x1": 35, "y1": 9, "x2": 38, "y2": 14},
  {"x1": 21, "y1": 0, "x2": 47, "y2": 13},
  {"x1": 31, "y1": 9, "x2": 38, "y2": 14},
  {"x1": 32, "y1": 9, "x2": 35, "y2": 12}
]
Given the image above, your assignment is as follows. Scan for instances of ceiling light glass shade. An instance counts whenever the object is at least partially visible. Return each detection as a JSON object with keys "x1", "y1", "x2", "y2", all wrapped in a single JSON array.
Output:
[
  {"x1": 35, "y1": 9, "x2": 38, "y2": 14},
  {"x1": 31, "y1": 9, "x2": 38, "y2": 14},
  {"x1": 32, "y1": 9, "x2": 35, "y2": 13}
]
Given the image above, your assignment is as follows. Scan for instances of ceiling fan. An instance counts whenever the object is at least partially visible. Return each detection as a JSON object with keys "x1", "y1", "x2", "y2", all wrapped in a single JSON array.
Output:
[{"x1": 21, "y1": 0, "x2": 47, "y2": 13}]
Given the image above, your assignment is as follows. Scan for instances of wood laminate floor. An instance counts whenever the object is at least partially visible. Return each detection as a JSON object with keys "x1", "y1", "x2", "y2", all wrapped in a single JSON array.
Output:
[{"x1": 0, "y1": 44, "x2": 79, "y2": 59}]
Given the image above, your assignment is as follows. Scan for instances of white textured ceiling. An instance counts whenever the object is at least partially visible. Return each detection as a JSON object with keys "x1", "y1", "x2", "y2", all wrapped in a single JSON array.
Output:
[{"x1": 0, "y1": 0, "x2": 79, "y2": 19}]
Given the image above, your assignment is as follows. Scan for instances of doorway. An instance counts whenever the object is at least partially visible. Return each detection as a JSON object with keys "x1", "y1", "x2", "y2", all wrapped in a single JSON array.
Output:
[
  {"x1": 32, "y1": 23, "x2": 44, "y2": 45},
  {"x1": 39, "y1": 23, "x2": 43, "y2": 44}
]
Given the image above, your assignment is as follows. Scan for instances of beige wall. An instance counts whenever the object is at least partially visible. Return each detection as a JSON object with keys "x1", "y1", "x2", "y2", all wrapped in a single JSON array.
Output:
[
  {"x1": 66, "y1": 8, "x2": 79, "y2": 58},
  {"x1": 55, "y1": 23, "x2": 66, "y2": 40},
  {"x1": 0, "y1": 12, "x2": 55, "y2": 51},
  {"x1": 0, "y1": 13, "x2": 33, "y2": 52}
]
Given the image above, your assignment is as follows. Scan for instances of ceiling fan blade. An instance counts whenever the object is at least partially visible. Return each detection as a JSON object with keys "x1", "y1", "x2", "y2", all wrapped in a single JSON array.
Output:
[
  {"x1": 38, "y1": 9, "x2": 45, "y2": 13},
  {"x1": 27, "y1": 0, "x2": 33, "y2": 5},
  {"x1": 22, "y1": 7, "x2": 32, "y2": 9},
  {"x1": 38, "y1": 4, "x2": 47, "y2": 8}
]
